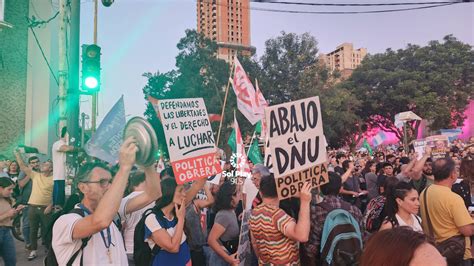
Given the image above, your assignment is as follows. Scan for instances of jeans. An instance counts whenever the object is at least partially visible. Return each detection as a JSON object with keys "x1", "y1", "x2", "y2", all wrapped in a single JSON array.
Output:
[
  {"x1": 208, "y1": 247, "x2": 231, "y2": 266},
  {"x1": 53, "y1": 180, "x2": 65, "y2": 207},
  {"x1": 0, "y1": 227, "x2": 17, "y2": 266},
  {"x1": 28, "y1": 205, "x2": 51, "y2": 250},
  {"x1": 22, "y1": 206, "x2": 30, "y2": 246}
]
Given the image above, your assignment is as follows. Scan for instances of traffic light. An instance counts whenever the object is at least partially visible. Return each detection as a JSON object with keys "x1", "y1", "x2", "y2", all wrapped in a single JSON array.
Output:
[{"x1": 80, "y1": 44, "x2": 101, "y2": 94}]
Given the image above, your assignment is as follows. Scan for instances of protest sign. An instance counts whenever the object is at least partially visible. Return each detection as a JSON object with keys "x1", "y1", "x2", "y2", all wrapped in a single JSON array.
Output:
[
  {"x1": 426, "y1": 135, "x2": 450, "y2": 160},
  {"x1": 265, "y1": 97, "x2": 328, "y2": 199},
  {"x1": 413, "y1": 140, "x2": 426, "y2": 160},
  {"x1": 237, "y1": 210, "x2": 252, "y2": 266},
  {"x1": 207, "y1": 161, "x2": 225, "y2": 185},
  {"x1": 157, "y1": 98, "x2": 222, "y2": 184}
]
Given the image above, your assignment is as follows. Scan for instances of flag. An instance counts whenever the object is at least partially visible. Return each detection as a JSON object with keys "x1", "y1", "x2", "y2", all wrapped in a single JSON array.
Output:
[
  {"x1": 440, "y1": 128, "x2": 462, "y2": 143},
  {"x1": 231, "y1": 57, "x2": 259, "y2": 125},
  {"x1": 208, "y1": 113, "x2": 221, "y2": 123},
  {"x1": 254, "y1": 79, "x2": 268, "y2": 117},
  {"x1": 227, "y1": 128, "x2": 236, "y2": 153},
  {"x1": 363, "y1": 138, "x2": 373, "y2": 156},
  {"x1": 233, "y1": 114, "x2": 251, "y2": 174},
  {"x1": 248, "y1": 139, "x2": 263, "y2": 164},
  {"x1": 372, "y1": 131, "x2": 387, "y2": 147},
  {"x1": 85, "y1": 96, "x2": 126, "y2": 164}
]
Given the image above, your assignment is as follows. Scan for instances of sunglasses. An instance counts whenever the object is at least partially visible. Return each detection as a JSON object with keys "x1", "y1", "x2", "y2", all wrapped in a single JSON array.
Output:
[{"x1": 82, "y1": 178, "x2": 112, "y2": 187}]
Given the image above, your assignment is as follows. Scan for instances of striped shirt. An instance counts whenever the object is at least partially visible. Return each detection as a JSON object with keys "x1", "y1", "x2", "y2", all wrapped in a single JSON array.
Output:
[{"x1": 249, "y1": 204, "x2": 299, "y2": 265}]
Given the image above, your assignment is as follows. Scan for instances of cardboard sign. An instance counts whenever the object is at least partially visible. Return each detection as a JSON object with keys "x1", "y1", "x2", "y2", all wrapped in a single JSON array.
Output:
[
  {"x1": 413, "y1": 140, "x2": 426, "y2": 160},
  {"x1": 265, "y1": 97, "x2": 328, "y2": 199},
  {"x1": 276, "y1": 163, "x2": 329, "y2": 199},
  {"x1": 426, "y1": 135, "x2": 450, "y2": 160},
  {"x1": 237, "y1": 210, "x2": 252, "y2": 266},
  {"x1": 157, "y1": 98, "x2": 222, "y2": 184}
]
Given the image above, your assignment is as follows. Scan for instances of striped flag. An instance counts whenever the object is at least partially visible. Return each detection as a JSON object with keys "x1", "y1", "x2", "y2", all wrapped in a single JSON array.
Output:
[
  {"x1": 231, "y1": 57, "x2": 259, "y2": 125},
  {"x1": 372, "y1": 131, "x2": 387, "y2": 147}
]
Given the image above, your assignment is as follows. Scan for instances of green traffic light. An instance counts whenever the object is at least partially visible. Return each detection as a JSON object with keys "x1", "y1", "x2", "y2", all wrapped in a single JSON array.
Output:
[{"x1": 84, "y1": 76, "x2": 98, "y2": 89}]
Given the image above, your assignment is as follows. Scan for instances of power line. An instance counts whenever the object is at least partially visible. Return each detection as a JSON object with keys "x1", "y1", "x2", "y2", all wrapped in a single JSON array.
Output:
[
  {"x1": 27, "y1": 23, "x2": 60, "y2": 85},
  {"x1": 198, "y1": 0, "x2": 458, "y2": 14},
  {"x1": 251, "y1": 0, "x2": 455, "y2": 6},
  {"x1": 252, "y1": 3, "x2": 455, "y2": 14}
]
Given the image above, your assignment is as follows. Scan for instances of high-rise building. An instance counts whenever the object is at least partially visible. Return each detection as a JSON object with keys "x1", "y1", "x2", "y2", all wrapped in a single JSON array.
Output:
[
  {"x1": 319, "y1": 43, "x2": 367, "y2": 79},
  {"x1": 197, "y1": 0, "x2": 255, "y2": 63}
]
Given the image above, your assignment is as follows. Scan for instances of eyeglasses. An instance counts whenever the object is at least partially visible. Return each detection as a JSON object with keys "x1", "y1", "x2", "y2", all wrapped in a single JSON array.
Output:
[{"x1": 82, "y1": 178, "x2": 112, "y2": 187}]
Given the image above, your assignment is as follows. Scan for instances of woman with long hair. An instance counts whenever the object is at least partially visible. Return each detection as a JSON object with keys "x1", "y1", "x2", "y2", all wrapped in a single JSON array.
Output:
[
  {"x1": 452, "y1": 156, "x2": 474, "y2": 209},
  {"x1": 361, "y1": 227, "x2": 445, "y2": 266},
  {"x1": 7, "y1": 161, "x2": 19, "y2": 179},
  {"x1": 379, "y1": 181, "x2": 422, "y2": 232},
  {"x1": 208, "y1": 181, "x2": 241, "y2": 266},
  {"x1": 0, "y1": 177, "x2": 25, "y2": 265},
  {"x1": 144, "y1": 176, "x2": 206, "y2": 266},
  {"x1": 363, "y1": 160, "x2": 378, "y2": 200}
]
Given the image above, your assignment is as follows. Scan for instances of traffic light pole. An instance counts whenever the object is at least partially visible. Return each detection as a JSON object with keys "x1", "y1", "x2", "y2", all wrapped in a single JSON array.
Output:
[
  {"x1": 58, "y1": 0, "x2": 69, "y2": 132},
  {"x1": 91, "y1": 0, "x2": 98, "y2": 132},
  {"x1": 68, "y1": 0, "x2": 80, "y2": 147}
]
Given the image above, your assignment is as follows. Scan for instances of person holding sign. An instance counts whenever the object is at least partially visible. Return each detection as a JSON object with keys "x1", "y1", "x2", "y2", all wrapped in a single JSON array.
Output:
[{"x1": 249, "y1": 174, "x2": 312, "y2": 265}]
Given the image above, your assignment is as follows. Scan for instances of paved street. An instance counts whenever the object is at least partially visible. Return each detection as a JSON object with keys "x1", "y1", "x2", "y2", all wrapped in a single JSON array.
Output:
[{"x1": 0, "y1": 237, "x2": 47, "y2": 266}]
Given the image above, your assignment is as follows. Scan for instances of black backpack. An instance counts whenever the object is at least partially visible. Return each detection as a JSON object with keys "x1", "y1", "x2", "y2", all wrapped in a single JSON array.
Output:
[
  {"x1": 43, "y1": 208, "x2": 91, "y2": 266},
  {"x1": 133, "y1": 208, "x2": 168, "y2": 266},
  {"x1": 319, "y1": 202, "x2": 363, "y2": 266}
]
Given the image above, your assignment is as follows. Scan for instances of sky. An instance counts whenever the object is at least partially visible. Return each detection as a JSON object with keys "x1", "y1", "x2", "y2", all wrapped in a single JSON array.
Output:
[{"x1": 78, "y1": 0, "x2": 473, "y2": 127}]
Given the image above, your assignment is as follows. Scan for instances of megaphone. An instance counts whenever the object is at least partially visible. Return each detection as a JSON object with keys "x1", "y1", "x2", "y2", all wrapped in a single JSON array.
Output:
[{"x1": 123, "y1": 117, "x2": 158, "y2": 167}]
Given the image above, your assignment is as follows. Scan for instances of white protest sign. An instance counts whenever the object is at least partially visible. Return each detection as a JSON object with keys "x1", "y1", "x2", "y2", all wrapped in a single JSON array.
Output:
[
  {"x1": 265, "y1": 96, "x2": 328, "y2": 199},
  {"x1": 413, "y1": 140, "x2": 426, "y2": 160},
  {"x1": 237, "y1": 210, "x2": 252, "y2": 266},
  {"x1": 157, "y1": 98, "x2": 222, "y2": 184}
]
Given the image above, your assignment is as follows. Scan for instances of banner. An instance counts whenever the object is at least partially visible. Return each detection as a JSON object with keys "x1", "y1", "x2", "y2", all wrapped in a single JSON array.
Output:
[
  {"x1": 157, "y1": 98, "x2": 222, "y2": 184},
  {"x1": 426, "y1": 135, "x2": 450, "y2": 160},
  {"x1": 85, "y1": 96, "x2": 125, "y2": 164},
  {"x1": 440, "y1": 128, "x2": 462, "y2": 143},
  {"x1": 231, "y1": 57, "x2": 259, "y2": 125},
  {"x1": 265, "y1": 96, "x2": 328, "y2": 199}
]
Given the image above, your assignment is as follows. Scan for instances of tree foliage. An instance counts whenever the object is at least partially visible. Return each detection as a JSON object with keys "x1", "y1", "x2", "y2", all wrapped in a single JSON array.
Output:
[{"x1": 342, "y1": 35, "x2": 474, "y2": 141}]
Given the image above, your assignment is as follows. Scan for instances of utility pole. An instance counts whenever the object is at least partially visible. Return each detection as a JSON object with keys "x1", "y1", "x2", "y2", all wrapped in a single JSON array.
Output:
[
  {"x1": 68, "y1": 0, "x2": 80, "y2": 146},
  {"x1": 91, "y1": 0, "x2": 99, "y2": 131},
  {"x1": 58, "y1": 0, "x2": 69, "y2": 132}
]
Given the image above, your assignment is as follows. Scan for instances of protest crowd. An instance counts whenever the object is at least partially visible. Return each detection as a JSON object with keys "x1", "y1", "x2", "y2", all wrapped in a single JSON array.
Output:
[{"x1": 0, "y1": 123, "x2": 472, "y2": 266}]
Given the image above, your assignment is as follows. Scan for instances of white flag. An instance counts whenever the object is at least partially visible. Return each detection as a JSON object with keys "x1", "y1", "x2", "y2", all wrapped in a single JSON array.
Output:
[
  {"x1": 254, "y1": 79, "x2": 268, "y2": 117},
  {"x1": 231, "y1": 57, "x2": 259, "y2": 125}
]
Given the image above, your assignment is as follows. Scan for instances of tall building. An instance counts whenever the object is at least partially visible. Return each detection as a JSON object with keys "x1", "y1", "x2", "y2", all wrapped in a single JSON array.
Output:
[
  {"x1": 319, "y1": 43, "x2": 367, "y2": 79},
  {"x1": 197, "y1": 0, "x2": 255, "y2": 63}
]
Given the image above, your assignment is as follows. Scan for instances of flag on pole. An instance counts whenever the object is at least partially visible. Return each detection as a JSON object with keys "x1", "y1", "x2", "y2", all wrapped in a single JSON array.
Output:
[
  {"x1": 84, "y1": 96, "x2": 126, "y2": 164},
  {"x1": 231, "y1": 56, "x2": 259, "y2": 125},
  {"x1": 233, "y1": 114, "x2": 251, "y2": 174},
  {"x1": 208, "y1": 113, "x2": 222, "y2": 123},
  {"x1": 248, "y1": 138, "x2": 263, "y2": 164},
  {"x1": 363, "y1": 138, "x2": 373, "y2": 156},
  {"x1": 372, "y1": 131, "x2": 387, "y2": 147},
  {"x1": 228, "y1": 128, "x2": 236, "y2": 153},
  {"x1": 254, "y1": 79, "x2": 268, "y2": 117}
]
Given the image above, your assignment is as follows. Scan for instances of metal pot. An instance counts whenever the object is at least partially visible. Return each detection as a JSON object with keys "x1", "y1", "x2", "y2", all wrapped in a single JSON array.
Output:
[{"x1": 123, "y1": 117, "x2": 158, "y2": 167}]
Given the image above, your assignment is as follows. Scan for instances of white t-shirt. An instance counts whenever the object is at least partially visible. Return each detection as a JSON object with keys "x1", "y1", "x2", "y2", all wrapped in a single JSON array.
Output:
[
  {"x1": 242, "y1": 178, "x2": 258, "y2": 210},
  {"x1": 396, "y1": 213, "x2": 423, "y2": 232},
  {"x1": 52, "y1": 139, "x2": 67, "y2": 181},
  {"x1": 119, "y1": 191, "x2": 155, "y2": 254},
  {"x1": 52, "y1": 208, "x2": 128, "y2": 265}
]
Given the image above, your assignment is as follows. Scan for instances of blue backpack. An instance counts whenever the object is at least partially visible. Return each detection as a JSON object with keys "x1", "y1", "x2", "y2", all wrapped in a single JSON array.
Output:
[{"x1": 319, "y1": 203, "x2": 363, "y2": 266}]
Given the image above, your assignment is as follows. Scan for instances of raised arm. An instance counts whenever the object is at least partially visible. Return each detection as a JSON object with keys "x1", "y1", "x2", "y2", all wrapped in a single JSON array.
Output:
[
  {"x1": 71, "y1": 137, "x2": 137, "y2": 239},
  {"x1": 411, "y1": 146, "x2": 431, "y2": 181},
  {"x1": 283, "y1": 182, "x2": 311, "y2": 243},
  {"x1": 124, "y1": 165, "x2": 162, "y2": 215},
  {"x1": 13, "y1": 150, "x2": 33, "y2": 178}
]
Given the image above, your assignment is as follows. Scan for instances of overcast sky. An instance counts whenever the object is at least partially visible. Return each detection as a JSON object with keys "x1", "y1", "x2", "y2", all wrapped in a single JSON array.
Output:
[{"x1": 78, "y1": 0, "x2": 473, "y2": 126}]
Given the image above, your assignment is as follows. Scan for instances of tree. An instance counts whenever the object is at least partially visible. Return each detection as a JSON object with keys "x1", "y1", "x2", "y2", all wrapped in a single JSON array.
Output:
[{"x1": 343, "y1": 35, "x2": 474, "y2": 142}]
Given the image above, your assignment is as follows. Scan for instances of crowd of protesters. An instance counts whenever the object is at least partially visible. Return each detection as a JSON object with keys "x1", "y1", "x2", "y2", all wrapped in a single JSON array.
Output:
[{"x1": 0, "y1": 131, "x2": 473, "y2": 265}]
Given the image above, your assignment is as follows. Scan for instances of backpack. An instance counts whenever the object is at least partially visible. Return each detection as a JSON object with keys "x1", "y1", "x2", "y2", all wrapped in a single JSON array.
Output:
[
  {"x1": 133, "y1": 208, "x2": 168, "y2": 266},
  {"x1": 43, "y1": 208, "x2": 90, "y2": 266},
  {"x1": 319, "y1": 203, "x2": 363, "y2": 266},
  {"x1": 363, "y1": 195, "x2": 386, "y2": 233},
  {"x1": 44, "y1": 204, "x2": 122, "y2": 266}
]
